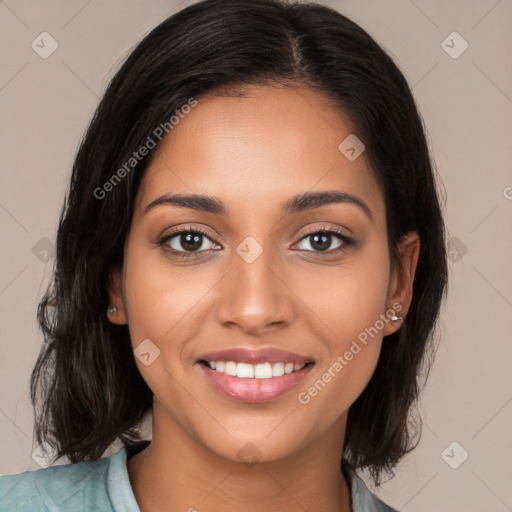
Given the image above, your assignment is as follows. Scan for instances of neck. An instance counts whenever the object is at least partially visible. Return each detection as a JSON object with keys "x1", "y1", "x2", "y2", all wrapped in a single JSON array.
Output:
[{"x1": 128, "y1": 402, "x2": 352, "y2": 512}]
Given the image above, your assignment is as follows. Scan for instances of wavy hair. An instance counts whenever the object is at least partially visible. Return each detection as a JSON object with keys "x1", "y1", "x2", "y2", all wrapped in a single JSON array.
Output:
[{"x1": 31, "y1": 0, "x2": 448, "y2": 485}]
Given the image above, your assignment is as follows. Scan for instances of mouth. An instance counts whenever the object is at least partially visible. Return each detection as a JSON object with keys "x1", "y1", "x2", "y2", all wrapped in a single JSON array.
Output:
[
  {"x1": 196, "y1": 348, "x2": 315, "y2": 403},
  {"x1": 199, "y1": 360, "x2": 313, "y2": 378}
]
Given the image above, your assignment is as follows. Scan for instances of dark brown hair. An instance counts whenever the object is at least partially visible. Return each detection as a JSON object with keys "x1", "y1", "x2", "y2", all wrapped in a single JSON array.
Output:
[{"x1": 31, "y1": 0, "x2": 448, "y2": 485}]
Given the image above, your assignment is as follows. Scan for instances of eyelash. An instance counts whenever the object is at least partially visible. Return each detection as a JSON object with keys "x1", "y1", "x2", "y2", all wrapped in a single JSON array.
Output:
[{"x1": 156, "y1": 225, "x2": 355, "y2": 259}]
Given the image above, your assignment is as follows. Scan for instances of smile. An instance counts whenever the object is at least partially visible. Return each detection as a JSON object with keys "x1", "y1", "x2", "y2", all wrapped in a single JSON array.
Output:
[
  {"x1": 196, "y1": 347, "x2": 315, "y2": 402},
  {"x1": 202, "y1": 360, "x2": 308, "y2": 378}
]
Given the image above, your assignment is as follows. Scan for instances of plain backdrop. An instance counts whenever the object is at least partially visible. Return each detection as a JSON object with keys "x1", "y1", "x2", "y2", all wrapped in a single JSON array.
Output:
[{"x1": 1, "y1": 1, "x2": 511, "y2": 510}]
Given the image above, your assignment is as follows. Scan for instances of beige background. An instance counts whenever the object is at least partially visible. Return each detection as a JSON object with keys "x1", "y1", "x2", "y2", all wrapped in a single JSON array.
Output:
[{"x1": 1, "y1": 0, "x2": 511, "y2": 510}]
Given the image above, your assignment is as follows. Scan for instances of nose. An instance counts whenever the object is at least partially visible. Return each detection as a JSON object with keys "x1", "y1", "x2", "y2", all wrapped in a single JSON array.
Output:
[{"x1": 215, "y1": 244, "x2": 295, "y2": 336}]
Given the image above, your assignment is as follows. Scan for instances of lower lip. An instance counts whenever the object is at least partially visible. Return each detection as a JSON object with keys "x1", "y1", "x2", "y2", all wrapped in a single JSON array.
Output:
[{"x1": 198, "y1": 363, "x2": 314, "y2": 403}]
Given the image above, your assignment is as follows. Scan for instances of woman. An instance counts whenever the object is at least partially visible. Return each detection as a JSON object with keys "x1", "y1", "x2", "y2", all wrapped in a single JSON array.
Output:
[{"x1": 0, "y1": 0, "x2": 447, "y2": 510}]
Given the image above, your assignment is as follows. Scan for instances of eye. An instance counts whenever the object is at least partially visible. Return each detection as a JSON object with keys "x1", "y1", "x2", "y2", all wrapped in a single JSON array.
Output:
[
  {"x1": 156, "y1": 226, "x2": 220, "y2": 257},
  {"x1": 156, "y1": 224, "x2": 354, "y2": 259},
  {"x1": 294, "y1": 227, "x2": 354, "y2": 254}
]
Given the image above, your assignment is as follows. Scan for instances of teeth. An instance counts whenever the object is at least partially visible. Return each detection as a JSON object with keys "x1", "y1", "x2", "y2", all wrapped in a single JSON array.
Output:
[
  {"x1": 206, "y1": 360, "x2": 307, "y2": 378},
  {"x1": 237, "y1": 363, "x2": 255, "y2": 378},
  {"x1": 254, "y1": 362, "x2": 271, "y2": 378},
  {"x1": 272, "y1": 362, "x2": 284, "y2": 377},
  {"x1": 225, "y1": 361, "x2": 237, "y2": 376}
]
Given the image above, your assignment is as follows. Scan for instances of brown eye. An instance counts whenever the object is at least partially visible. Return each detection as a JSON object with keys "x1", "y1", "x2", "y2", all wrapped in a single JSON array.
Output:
[
  {"x1": 157, "y1": 228, "x2": 220, "y2": 256},
  {"x1": 295, "y1": 228, "x2": 354, "y2": 254},
  {"x1": 172, "y1": 232, "x2": 207, "y2": 252}
]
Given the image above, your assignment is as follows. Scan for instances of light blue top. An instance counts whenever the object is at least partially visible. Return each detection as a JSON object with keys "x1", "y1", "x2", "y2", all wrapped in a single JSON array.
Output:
[{"x1": 0, "y1": 442, "x2": 397, "y2": 511}]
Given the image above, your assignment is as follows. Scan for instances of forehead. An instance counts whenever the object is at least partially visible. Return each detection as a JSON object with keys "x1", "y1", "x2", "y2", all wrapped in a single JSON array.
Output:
[{"x1": 135, "y1": 85, "x2": 385, "y2": 221}]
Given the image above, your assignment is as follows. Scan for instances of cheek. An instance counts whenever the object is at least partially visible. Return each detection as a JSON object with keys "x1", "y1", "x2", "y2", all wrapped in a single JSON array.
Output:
[
  {"x1": 123, "y1": 240, "x2": 208, "y2": 337},
  {"x1": 297, "y1": 237, "x2": 391, "y2": 349},
  {"x1": 294, "y1": 242, "x2": 390, "y2": 417},
  {"x1": 121, "y1": 242, "x2": 221, "y2": 389},
  {"x1": 121, "y1": 249, "x2": 212, "y2": 416}
]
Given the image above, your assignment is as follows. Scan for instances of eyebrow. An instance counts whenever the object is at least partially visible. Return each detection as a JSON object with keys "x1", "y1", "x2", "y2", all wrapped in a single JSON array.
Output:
[{"x1": 144, "y1": 190, "x2": 373, "y2": 222}]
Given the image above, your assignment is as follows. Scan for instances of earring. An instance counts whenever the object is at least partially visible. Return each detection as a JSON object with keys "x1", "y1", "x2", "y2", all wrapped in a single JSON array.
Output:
[
  {"x1": 390, "y1": 314, "x2": 403, "y2": 322},
  {"x1": 108, "y1": 306, "x2": 117, "y2": 315}
]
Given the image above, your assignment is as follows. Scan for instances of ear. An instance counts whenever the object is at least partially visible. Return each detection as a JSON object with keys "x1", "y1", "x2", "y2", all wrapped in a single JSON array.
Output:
[
  {"x1": 107, "y1": 265, "x2": 128, "y2": 325},
  {"x1": 383, "y1": 231, "x2": 420, "y2": 336}
]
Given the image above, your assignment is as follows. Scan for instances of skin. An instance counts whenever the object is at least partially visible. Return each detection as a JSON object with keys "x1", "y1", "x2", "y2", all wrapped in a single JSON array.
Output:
[{"x1": 108, "y1": 84, "x2": 420, "y2": 512}]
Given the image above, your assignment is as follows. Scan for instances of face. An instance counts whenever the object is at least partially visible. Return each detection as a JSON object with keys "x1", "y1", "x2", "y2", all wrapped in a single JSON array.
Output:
[{"x1": 109, "y1": 84, "x2": 419, "y2": 464}]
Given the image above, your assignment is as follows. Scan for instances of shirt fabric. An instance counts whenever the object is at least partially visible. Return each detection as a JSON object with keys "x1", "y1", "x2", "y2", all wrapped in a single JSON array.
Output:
[{"x1": 0, "y1": 441, "x2": 398, "y2": 512}]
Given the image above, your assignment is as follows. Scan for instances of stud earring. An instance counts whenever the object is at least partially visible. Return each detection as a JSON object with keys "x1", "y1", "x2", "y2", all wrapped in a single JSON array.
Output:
[
  {"x1": 108, "y1": 306, "x2": 117, "y2": 315},
  {"x1": 390, "y1": 314, "x2": 403, "y2": 322}
]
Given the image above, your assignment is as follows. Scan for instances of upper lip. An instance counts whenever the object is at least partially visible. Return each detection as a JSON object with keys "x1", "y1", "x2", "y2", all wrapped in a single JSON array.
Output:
[{"x1": 198, "y1": 348, "x2": 313, "y2": 365}]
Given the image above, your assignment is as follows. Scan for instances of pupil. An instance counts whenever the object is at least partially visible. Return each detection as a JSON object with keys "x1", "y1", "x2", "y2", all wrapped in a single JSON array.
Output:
[
  {"x1": 311, "y1": 232, "x2": 330, "y2": 251},
  {"x1": 182, "y1": 233, "x2": 202, "y2": 251}
]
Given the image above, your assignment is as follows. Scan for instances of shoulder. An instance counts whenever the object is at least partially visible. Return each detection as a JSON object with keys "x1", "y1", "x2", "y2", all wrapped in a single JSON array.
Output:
[
  {"x1": 349, "y1": 472, "x2": 399, "y2": 512},
  {"x1": 0, "y1": 449, "x2": 121, "y2": 512},
  {"x1": 342, "y1": 458, "x2": 399, "y2": 512}
]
